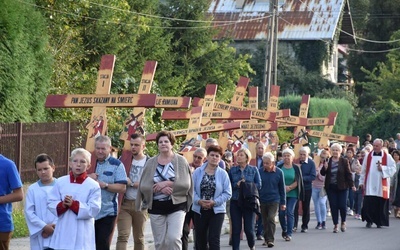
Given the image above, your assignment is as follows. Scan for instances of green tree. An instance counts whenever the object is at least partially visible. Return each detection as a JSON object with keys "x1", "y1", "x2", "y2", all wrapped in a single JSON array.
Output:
[
  {"x1": 348, "y1": 0, "x2": 400, "y2": 84},
  {"x1": 353, "y1": 100, "x2": 400, "y2": 139},
  {"x1": 31, "y1": 0, "x2": 253, "y2": 148},
  {"x1": 0, "y1": 0, "x2": 52, "y2": 122},
  {"x1": 277, "y1": 54, "x2": 335, "y2": 96},
  {"x1": 36, "y1": 0, "x2": 174, "y2": 144},
  {"x1": 237, "y1": 43, "x2": 335, "y2": 99},
  {"x1": 160, "y1": 0, "x2": 252, "y2": 101},
  {"x1": 359, "y1": 31, "x2": 400, "y2": 105}
]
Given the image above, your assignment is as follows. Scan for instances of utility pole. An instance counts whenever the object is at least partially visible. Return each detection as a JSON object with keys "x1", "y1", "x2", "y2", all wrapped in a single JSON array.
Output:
[{"x1": 262, "y1": 0, "x2": 279, "y2": 108}]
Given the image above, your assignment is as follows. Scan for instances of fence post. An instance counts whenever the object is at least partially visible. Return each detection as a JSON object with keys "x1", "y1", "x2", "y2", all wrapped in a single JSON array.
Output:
[
  {"x1": 66, "y1": 121, "x2": 71, "y2": 175},
  {"x1": 16, "y1": 122, "x2": 22, "y2": 174}
]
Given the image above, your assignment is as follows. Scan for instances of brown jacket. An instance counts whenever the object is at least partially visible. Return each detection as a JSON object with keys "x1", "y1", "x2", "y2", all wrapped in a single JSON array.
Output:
[{"x1": 320, "y1": 157, "x2": 354, "y2": 190}]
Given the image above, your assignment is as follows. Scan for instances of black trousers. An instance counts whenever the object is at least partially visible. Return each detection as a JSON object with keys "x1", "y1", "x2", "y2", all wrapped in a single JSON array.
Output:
[
  {"x1": 95, "y1": 215, "x2": 117, "y2": 250},
  {"x1": 294, "y1": 189, "x2": 312, "y2": 230},
  {"x1": 182, "y1": 208, "x2": 195, "y2": 250},
  {"x1": 362, "y1": 196, "x2": 389, "y2": 226},
  {"x1": 193, "y1": 209, "x2": 225, "y2": 250}
]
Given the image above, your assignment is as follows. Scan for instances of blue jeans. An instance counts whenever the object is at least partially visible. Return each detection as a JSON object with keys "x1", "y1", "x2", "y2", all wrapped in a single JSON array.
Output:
[
  {"x1": 347, "y1": 187, "x2": 354, "y2": 210},
  {"x1": 279, "y1": 197, "x2": 297, "y2": 237},
  {"x1": 230, "y1": 200, "x2": 256, "y2": 250},
  {"x1": 256, "y1": 214, "x2": 263, "y2": 236},
  {"x1": 353, "y1": 189, "x2": 363, "y2": 215},
  {"x1": 312, "y1": 187, "x2": 327, "y2": 223},
  {"x1": 326, "y1": 184, "x2": 348, "y2": 225}
]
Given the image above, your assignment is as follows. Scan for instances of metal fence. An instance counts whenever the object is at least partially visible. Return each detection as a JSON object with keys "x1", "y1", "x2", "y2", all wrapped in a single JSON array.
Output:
[{"x1": 0, "y1": 122, "x2": 83, "y2": 183}]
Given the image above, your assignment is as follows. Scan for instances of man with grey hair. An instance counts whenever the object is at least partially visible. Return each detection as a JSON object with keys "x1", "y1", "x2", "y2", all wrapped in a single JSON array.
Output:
[
  {"x1": 89, "y1": 135, "x2": 127, "y2": 250},
  {"x1": 258, "y1": 152, "x2": 286, "y2": 247},
  {"x1": 190, "y1": 147, "x2": 207, "y2": 172},
  {"x1": 360, "y1": 138, "x2": 396, "y2": 228},
  {"x1": 294, "y1": 146, "x2": 316, "y2": 233},
  {"x1": 255, "y1": 142, "x2": 266, "y2": 240}
]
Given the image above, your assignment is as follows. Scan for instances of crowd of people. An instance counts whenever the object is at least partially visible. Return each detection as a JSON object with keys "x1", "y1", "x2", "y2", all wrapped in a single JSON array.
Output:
[{"x1": 1, "y1": 131, "x2": 400, "y2": 250}]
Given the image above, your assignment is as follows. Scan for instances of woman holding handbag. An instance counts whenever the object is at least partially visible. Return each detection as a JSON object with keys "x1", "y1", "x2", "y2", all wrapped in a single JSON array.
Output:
[{"x1": 229, "y1": 148, "x2": 261, "y2": 250}]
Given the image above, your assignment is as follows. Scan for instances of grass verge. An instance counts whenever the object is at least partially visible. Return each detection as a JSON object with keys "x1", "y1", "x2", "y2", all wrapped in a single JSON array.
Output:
[{"x1": 12, "y1": 208, "x2": 29, "y2": 238}]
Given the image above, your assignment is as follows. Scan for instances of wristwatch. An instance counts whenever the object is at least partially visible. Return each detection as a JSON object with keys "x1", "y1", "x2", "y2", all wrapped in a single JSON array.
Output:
[
  {"x1": 129, "y1": 182, "x2": 134, "y2": 187},
  {"x1": 104, "y1": 183, "x2": 109, "y2": 190}
]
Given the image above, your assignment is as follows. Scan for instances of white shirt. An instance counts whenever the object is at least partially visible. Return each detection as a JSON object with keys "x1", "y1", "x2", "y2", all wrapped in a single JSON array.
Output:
[
  {"x1": 25, "y1": 180, "x2": 58, "y2": 250},
  {"x1": 360, "y1": 152, "x2": 396, "y2": 197},
  {"x1": 125, "y1": 156, "x2": 147, "y2": 200}
]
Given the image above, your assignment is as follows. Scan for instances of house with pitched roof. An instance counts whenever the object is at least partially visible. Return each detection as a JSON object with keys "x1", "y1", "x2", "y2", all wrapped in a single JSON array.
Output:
[{"x1": 208, "y1": 0, "x2": 355, "y2": 85}]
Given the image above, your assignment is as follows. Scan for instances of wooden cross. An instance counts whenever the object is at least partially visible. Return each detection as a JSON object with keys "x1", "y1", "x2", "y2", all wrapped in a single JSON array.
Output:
[
  {"x1": 288, "y1": 95, "x2": 311, "y2": 161},
  {"x1": 215, "y1": 77, "x2": 251, "y2": 152},
  {"x1": 267, "y1": 85, "x2": 291, "y2": 119},
  {"x1": 118, "y1": 61, "x2": 192, "y2": 169},
  {"x1": 45, "y1": 57, "x2": 191, "y2": 168},
  {"x1": 161, "y1": 84, "x2": 252, "y2": 124},
  {"x1": 193, "y1": 78, "x2": 277, "y2": 154},
  {"x1": 145, "y1": 85, "x2": 242, "y2": 162},
  {"x1": 161, "y1": 78, "x2": 253, "y2": 154},
  {"x1": 45, "y1": 55, "x2": 160, "y2": 167}
]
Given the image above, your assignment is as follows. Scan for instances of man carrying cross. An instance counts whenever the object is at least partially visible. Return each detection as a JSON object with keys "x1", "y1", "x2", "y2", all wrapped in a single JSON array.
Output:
[{"x1": 360, "y1": 139, "x2": 396, "y2": 228}]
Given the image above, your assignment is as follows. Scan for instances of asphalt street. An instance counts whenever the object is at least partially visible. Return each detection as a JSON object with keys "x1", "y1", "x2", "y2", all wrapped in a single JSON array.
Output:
[{"x1": 11, "y1": 213, "x2": 400, "y2": 250}]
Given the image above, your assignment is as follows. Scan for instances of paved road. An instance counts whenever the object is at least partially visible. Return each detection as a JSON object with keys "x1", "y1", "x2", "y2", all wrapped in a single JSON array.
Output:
[{"x1": 11, "y1": 214, "x2": 400, "y2": 249}]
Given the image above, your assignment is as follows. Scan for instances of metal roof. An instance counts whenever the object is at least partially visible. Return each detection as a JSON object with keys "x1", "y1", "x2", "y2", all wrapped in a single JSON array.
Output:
[{"x1": 208, "y1": 0, "x2": 356, "y2": 44}]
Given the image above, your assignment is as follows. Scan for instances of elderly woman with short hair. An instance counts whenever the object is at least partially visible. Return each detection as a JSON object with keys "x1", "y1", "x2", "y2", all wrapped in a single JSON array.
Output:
[
  {"x1": 277, "y1": 148, "x2": 304, "y2": 242},
  {"x1": 320, "y1": 143, "x2": 355, "y2": 233},
  {"x1": 229, "y1": 148, "x2": 261, "y2": 250},
  {"x1": 258, "y1": 152, "x2": 286, "y2": 248}
]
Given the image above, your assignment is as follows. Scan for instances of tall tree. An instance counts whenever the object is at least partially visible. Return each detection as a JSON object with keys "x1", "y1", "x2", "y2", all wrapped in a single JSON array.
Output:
[
  {"x1": 0, "y1": 0, "x2": 52, "y2": 122},
  {"x1": 348, "y1": 0, "x2": 400, "y2": 83},
  {"x1": 160, "y1": 0, "x2": 252, "y2": 101},
  {"x1": 360, "y1": 31, "x2": 400, "y2": 105}
]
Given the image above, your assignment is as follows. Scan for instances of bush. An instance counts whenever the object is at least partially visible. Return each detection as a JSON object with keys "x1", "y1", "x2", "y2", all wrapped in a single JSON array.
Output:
[
  {"x1": 279, "y1": 95, "x2": 355, "y2": 149},
  {"x1": 12, "y1": 208, "x2": 29, "y2": 238}
]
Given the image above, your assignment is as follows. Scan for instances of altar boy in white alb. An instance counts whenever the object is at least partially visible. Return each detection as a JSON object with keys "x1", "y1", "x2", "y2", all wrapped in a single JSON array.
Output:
[
  {"x1": 25, "y1": 154, "x2": 58, "y2": 250},
  {"x1": 47, "y1": 148, "x2": 101, "y2": 250}
]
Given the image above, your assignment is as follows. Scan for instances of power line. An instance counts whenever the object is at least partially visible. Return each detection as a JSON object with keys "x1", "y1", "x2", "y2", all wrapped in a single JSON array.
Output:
[
  {"x1": 86, "y1": 0, "x2": 236, "y2": 24},
  {"x1": 18, "y1": 0, "x2": 273, "y2": 30}
]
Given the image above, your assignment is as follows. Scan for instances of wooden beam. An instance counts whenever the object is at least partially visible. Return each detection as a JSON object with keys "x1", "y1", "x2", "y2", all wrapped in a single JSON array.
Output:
[{"x1": 46, "y1": 94, "x2": 157, "y2": 108}]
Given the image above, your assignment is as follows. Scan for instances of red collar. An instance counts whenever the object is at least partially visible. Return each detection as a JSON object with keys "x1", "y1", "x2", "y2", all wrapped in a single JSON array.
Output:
[{"x1": 69, "y1": 171, "x2": 88, "y2": 184}]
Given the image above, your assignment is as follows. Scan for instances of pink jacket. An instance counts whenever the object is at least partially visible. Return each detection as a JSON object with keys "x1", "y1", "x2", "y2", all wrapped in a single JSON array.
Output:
[{"x1": 312, "y1": 163, "x2": 325, "y2": 189}]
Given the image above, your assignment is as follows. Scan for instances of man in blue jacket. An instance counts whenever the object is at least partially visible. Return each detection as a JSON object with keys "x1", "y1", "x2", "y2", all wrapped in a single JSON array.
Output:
[{"x1": 295, "y1": 147, "x2": 316, "y2": 233}]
